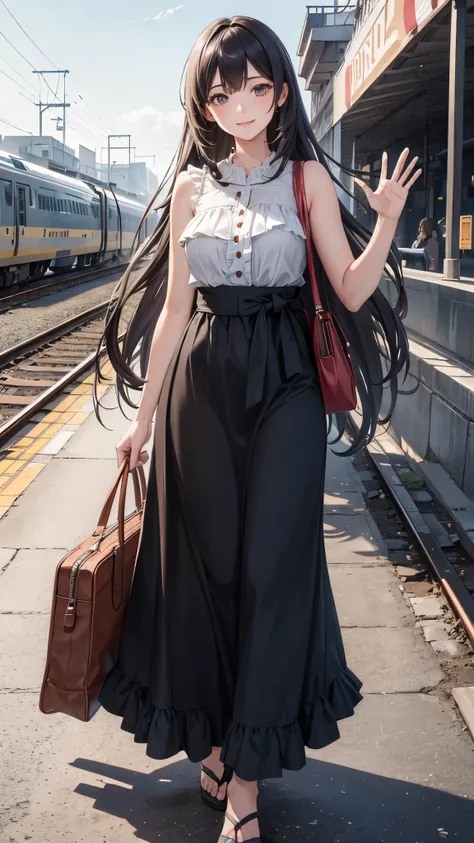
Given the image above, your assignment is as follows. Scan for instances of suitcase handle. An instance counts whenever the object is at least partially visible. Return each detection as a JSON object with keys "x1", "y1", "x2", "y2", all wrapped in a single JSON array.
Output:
[{"x1": 93, "y1": 458, "x2": 146, "y2": 547}]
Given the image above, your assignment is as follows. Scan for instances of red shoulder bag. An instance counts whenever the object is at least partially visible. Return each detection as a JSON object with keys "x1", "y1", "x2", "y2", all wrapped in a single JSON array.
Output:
[{"x1": 292, "y1": 160, "x2": 357, "y2": 414}]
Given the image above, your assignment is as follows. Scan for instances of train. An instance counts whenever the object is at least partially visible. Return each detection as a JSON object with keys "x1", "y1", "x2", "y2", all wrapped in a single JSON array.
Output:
[{"x1": 0, "y1": 151, "x2": 156, "y2": 288}]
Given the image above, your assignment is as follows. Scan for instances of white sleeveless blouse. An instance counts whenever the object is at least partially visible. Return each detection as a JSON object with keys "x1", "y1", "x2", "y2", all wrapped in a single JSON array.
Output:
[{"x1": 178, "y1": 151, "x2": 307, "y2": 288}]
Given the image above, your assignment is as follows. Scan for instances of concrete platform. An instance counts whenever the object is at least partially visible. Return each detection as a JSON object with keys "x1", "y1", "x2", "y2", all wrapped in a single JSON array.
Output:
[{"x1": 0, "y1": 383, "x2": 473, "y2": 841}]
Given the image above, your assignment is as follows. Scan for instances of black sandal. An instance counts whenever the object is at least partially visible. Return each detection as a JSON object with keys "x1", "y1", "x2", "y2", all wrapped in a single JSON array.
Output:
[
  {"x1": 201, "y1": 763, "x2": 233, "y2": 811},
  {"x1": 218, "y1": 810, "x2": 260, "y2": 842}
]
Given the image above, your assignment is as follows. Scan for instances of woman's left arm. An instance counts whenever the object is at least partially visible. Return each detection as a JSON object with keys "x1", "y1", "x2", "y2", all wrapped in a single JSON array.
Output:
[{"x1": 304, "y1": 148, "x2": 422, "y2": 312}]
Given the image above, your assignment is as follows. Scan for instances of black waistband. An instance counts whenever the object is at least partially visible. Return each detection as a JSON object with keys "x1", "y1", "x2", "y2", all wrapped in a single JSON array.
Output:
[
  {"x1": 195, "y1": 285, "x2": 305, "y2": 316},
  {"x1": 194, "y1": 285, "x2": 307, "y2": 409}
]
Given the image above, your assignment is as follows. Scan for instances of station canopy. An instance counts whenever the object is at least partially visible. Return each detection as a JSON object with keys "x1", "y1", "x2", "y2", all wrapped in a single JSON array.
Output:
[
  {"x1": 301, "y1": 0, "x2": 474, "y2": 163},
  {"x1": 339, "y1": 0, "x2": 474, "y2": 161}
]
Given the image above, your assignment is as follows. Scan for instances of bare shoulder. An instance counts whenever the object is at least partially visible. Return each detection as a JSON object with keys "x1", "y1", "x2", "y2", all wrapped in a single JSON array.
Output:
[
  {"x1": 172, "y1": 168, "x2": 194, "y2": 199},
  {"x1": 302, "y1": 160, "x2": 337, "y2": 209}
]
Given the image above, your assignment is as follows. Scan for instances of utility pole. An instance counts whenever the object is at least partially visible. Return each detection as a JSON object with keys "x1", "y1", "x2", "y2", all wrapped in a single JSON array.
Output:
[
  {"x1": 106, "y1": 134, "x2": 132, "y2": 183},
  {"x1": 135, "y1": 154, "x2": 156, "y2": 168},
  {"x1": 33, "y1": 70, "x2": 70, "y2": 146}
]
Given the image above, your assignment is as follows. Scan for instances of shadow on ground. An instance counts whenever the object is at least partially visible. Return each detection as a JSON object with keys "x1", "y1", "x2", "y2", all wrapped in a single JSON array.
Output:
[{"x1": 71, "y1": 755, "x2": 473, "y2": 842}]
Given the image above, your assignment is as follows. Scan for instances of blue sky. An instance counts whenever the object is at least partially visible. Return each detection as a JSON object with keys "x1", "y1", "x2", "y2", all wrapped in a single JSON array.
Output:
[{"x1": 0, "y1": 1, "x2": 311, "y2": 179}]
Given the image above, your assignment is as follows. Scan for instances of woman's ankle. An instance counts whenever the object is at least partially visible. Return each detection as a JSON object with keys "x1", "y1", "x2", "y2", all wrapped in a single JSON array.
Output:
[{"x1": 228, "y1": 774, "x2": 258, "y2": 792}]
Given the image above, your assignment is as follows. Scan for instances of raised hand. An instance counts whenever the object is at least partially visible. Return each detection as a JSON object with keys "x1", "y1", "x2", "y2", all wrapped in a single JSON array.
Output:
[{"x1": 354, "y1": 148, "x2": 422, "y2": 222}]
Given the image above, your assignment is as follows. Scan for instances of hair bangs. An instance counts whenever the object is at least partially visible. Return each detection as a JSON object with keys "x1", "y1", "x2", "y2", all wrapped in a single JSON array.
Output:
[{"x1": 199, "y1": 23, "x2": 277, "y2": 111}]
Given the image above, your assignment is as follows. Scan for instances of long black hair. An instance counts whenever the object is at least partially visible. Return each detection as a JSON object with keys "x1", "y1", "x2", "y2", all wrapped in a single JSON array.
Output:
[{"x1": 95, "y1": 15, "x2": 410, "y2": 455}]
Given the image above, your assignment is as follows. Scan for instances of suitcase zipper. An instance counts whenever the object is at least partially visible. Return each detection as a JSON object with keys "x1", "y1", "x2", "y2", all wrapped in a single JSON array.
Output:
[
  {"x1": 63, "y1": 512, "x2": 137, "y2": 630},
  {"x1": 64, "y1": 542, "x2": 99, "y2": 629}
]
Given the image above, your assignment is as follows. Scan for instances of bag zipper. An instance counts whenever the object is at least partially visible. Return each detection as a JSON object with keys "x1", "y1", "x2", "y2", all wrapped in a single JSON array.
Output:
[{"x1": 63, "y1": 511, "x2": 138, "y2": 630}]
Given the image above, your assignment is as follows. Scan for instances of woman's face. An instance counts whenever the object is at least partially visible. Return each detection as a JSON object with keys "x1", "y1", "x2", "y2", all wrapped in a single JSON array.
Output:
[{"x1": 203, "y1": 60, "x2": 288, "y2": 143}]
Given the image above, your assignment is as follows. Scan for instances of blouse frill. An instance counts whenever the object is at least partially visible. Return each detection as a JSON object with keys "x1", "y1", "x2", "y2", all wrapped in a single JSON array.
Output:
[
  {"x1": 98, "y1": 663, "x2": 363, "y2": 780},
  {"x1": 178, "y1": 203, "x2": 307, "y2": 248}
]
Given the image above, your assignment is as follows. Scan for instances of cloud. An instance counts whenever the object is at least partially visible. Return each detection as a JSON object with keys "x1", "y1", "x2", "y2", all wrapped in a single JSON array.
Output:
[{"x1": 143, "y1": 5, "x2": 183, "y2": 22}]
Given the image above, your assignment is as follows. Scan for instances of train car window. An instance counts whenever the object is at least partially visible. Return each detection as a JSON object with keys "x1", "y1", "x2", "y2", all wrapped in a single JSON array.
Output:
[
  {"x1": 3, "y1": 181, "x2": 13, "y2": 206},
  {"x1": 18, "y1": 187, "x2": 26, "y2": 226}
]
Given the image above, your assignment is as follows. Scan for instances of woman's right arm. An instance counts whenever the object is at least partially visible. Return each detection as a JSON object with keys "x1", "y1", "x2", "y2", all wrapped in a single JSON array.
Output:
[{"x1": 116, "y1": 170, "x2": 196, "y2": 469}]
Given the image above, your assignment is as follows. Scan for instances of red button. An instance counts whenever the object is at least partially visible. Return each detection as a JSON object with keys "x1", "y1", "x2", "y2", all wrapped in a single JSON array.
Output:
[
  {"x1": 236, "y1": 191, "x2": 241, "y2": 198},
  {"x1": 236, "y1": 251, "x2": 242, "y2": 258},
  {"x1": 237, "y1": 222, "x2": 243, "y2": 228},
  {"x1": 236, "y1": 271, "x2": 243, "y2": 278},
  {"x1": 239, "y1": 209, "x2": 245, "y2": 216},
  {"x1": 234, "y1": 235, "x2": 239, "y2": 243}
]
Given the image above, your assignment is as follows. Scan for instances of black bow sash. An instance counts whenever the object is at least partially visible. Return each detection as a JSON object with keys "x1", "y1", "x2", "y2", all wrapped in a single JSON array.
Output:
[{"x1": 195, "y1": 285, "x2": 306, "y2": 408}]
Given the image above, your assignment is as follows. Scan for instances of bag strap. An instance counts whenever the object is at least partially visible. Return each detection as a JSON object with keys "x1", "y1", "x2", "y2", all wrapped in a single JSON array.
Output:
[
  {"x1": 94, "y1": 458, "x2": 146, "y2": 546},
  {"x1": 292, "y1": 160, "x2": 322, "y2": 309}
]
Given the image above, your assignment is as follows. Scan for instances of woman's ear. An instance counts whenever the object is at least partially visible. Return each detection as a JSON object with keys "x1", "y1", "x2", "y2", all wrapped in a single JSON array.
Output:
[{"x1": 277, "y1": 82, "x2": 289, "y2": 108}]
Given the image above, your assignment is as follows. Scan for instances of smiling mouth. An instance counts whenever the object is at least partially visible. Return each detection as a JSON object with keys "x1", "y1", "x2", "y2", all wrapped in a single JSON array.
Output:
[{"x1": 236, "y1": 119, "x2": 255, "y2": 126}]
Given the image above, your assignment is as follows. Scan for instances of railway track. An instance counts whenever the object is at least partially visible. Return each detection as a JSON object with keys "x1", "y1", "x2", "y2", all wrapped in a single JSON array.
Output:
[
  {"x1": 346, "y1": 419, "x2": 474, "y2": 650},
  {"x1": 0, "y1": 261, "x2": 128, "y2": 313},
  {"x1": 0, "y1": 301, "x2": 111, "y2": 450}
]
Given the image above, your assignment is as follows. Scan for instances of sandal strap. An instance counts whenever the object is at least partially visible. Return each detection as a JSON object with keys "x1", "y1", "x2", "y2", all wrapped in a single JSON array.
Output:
[
  {"x1": 224, "y1": 810, "x2": 259, "y2": 834},
  {"x1": 202, "y1": 763, "x2": 233, "y2": 788}
]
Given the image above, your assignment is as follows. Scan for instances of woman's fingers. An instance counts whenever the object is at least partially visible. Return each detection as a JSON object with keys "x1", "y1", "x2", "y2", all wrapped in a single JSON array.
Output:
[
  {"x1": 391, "y1": 147, "x2": 410, "y2": 182},
  {"x1": 380, "y1": 150, "x2": 388, "y2": 182},
  {"x1": 138, "y1": 450, "x2": 150, "y2": 465},
  {"x1": 403, "y1": 167, "x2": 423, "y2": 191},
  {"x1": 354, "y1": 177, "x2": 373, "y2": 199},
  {"x1": 399, "y1": 156, "x2": 419, "y2": 187},
  {"x1": 116, "y1": 440, "x2": 131, "y2": 468}
]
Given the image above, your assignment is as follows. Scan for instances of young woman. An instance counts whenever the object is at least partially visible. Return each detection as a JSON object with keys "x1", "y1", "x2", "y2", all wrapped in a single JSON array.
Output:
[
  {"x1": 412, "y1": 217, "x2": 439, "y2": 272},
  {"x1": 96, "y1": 16, "x2": 421, "y2": 842}
]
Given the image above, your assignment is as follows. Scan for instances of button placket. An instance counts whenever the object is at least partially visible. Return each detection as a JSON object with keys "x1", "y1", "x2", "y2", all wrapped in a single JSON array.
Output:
[{"x1": 232, "y1": 186, "x2": 249, "y2": 281}]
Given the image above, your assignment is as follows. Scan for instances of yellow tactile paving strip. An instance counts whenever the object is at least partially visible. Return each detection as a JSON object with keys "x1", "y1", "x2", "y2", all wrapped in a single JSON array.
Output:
[{"x1": 0, "y1": 361, "x2": 114, "y2": 520}]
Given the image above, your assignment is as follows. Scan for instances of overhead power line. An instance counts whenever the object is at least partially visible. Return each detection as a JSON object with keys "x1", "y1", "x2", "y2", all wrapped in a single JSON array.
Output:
[
  {"x1": 0, "y1": 0, "x2": 57, "y2": 69},
  {"x1": 76, "y1": 94, "x2": 115, "y2": 135},
  {"x1": 0, "y1": 54, "x2": 37, "y2": 93},
  {"x1": 0, "y1": 29, "x2": 36, "y2": 70},
  {"x1": 0, "y1": 30, "x2": 62, "y2": 103},
  {"x1": 0, "y1": 65, "x2": 34, "y2": 95},
  {"x1": 0, "y1": 115, "x2": 32, "y2": 134}
]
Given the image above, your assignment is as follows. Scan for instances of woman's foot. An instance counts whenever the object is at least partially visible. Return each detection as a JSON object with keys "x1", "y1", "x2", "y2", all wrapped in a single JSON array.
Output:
[
  {"x1": 220, "y1": 776, "x2": 260, "y2": 841},
  {"x1": 201, "y1": 747, "x2": 228, "y2": 802}
]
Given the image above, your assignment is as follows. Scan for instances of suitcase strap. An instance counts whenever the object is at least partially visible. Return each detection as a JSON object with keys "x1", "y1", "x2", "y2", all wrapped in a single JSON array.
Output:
[{"x1": 94, "y1": 459, "x2": 146, "y2": 549}]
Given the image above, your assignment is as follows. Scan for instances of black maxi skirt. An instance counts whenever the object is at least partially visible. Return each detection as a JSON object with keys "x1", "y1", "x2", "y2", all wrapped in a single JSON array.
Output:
[{"x1": 99, "y1": 284, "x2": 363, "y2": 781}]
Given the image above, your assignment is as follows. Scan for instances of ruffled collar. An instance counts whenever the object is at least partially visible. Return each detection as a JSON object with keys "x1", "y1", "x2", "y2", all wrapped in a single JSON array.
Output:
[{"x1": 216, "y1": 149, "x2": 283, "y2": 185}]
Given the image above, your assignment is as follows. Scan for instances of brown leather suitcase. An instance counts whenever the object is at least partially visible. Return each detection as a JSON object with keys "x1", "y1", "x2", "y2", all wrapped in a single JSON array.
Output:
[{"x1": 39, "y1": 458, "x2": 146, "y2": 721}]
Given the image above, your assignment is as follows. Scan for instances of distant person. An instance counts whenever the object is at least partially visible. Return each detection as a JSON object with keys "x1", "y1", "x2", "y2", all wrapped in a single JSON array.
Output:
[{"x1": 412, "y1": 217, "x2": 439, "y2": 271}]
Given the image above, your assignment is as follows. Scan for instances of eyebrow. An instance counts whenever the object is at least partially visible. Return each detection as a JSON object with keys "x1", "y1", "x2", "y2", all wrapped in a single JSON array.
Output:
[{"x1": 209, "y1": 75, "x2": 269, "y2": 92}]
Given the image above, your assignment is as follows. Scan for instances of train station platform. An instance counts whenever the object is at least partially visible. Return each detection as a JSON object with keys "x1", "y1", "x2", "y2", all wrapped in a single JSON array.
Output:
[{"x1": 0, "y1": 369, "x2": 473, "y2": 841}]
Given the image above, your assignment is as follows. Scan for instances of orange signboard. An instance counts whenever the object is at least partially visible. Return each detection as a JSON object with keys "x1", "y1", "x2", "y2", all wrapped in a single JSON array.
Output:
[
  {"x1": 460, "y1": 216, "x2": 472, "y2": 250},
  {"x1": 333, "y1": 0, "x2": 451, "y2": 123}
]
